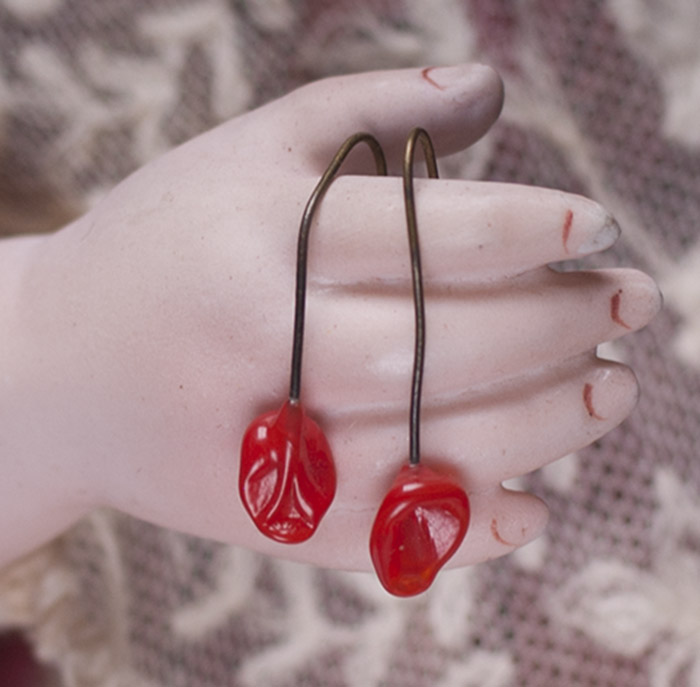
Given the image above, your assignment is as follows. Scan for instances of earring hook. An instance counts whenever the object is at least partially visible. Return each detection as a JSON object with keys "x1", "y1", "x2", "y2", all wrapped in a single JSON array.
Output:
[
  {"x1": 403, "y1": 127, "x2": 439, "y2": 466},
  {"x1": 289, "y1": 133, "x2": 388, "y2": 403}
]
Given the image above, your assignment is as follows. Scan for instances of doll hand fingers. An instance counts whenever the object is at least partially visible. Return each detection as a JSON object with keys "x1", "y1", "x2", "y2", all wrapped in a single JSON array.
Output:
[
  {"x1": 301, "y1": 267, "x2": 660, "y2": 407},
  {"x1": 323, "y1": 354, "x2": 637, "y2": 496},
  {"x1": 248, "y1": 485, "x2": 548, "y2": 571},
  {"x1": 309, "y1": 177, "x2": 619, "y2": 286},
  {"x1": 428, "y1": 357, "x2": 639, "y2": 488},
  {"x1": 252, "y1": 64, "x2": 503, "y2": 174},
  {"x1": 449, "y1": 487, "x2": 549, "y2": 568}
]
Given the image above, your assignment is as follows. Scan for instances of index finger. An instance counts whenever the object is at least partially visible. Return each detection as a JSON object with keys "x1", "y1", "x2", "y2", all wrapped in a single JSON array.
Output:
[{"x1": 310, "y1": 177, "x2": 620, "y2": 285}]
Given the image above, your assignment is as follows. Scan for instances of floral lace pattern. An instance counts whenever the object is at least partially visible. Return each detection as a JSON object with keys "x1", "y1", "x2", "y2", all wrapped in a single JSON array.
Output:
[{"x1": 2, "y1": 1, "x2": 700, "y2": 685}]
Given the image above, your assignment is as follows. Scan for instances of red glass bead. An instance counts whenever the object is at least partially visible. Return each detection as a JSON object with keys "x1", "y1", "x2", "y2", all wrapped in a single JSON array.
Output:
[
  {"x1": 370, "y1": 463, "x2": 470, "y2": 597},
  {"x1": 239, "y1": 400, "x2": 336, "y2": 543}
]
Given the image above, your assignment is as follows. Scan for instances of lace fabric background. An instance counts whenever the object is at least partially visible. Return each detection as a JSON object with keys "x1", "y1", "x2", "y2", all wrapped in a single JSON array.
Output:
[{"x1": 1, "y1": 1, "x2": 700, "y2": 685}]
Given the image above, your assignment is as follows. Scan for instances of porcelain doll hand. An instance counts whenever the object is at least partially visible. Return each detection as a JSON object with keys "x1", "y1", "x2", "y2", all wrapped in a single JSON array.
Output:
[{"x1": 2, "y1": 65, "x2": 660, "y2": 571}]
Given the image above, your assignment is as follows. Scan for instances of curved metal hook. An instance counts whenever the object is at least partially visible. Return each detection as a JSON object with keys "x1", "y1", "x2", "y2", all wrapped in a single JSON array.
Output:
[
  {"x1": 403, "y1": 128, "x2": 439, "y2": 465},
  {"x1": 289, "y1": 133, "x2": 388, "y2": 403}
]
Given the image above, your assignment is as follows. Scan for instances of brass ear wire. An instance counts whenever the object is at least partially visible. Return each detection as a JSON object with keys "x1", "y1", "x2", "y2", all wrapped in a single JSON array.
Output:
[
  {"x1": 289, "y1": 133, "x2": 388, "y2": 403},
  {"x1": 403, "y1": 128, "x2": 439, "y2": 466}
]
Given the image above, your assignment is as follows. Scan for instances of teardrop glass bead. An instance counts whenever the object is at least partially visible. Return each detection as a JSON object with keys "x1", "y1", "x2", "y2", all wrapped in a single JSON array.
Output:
[
  {"x1": 370, "y1": 463, "x2": 470, "y2": 596},
  {"x1": 240, "y1": 400, "x2": 336, "y2": 543}
]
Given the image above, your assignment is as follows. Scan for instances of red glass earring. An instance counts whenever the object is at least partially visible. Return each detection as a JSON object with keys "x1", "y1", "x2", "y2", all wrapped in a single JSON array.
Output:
[
  {"x1": 240, "y1": 133, "x2": 388, "y2": 544},
  {"x1": 369, "y1": 128, "x2": 471, "y2": 596}
]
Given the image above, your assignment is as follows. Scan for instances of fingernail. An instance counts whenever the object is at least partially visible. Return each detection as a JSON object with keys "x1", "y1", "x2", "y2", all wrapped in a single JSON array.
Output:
[
  {"x1": 611, "y1": 271, "x2": 663, "y2": 331},
  {"x1": 585, "y1": 364, "x2": 639, "y2": 422},
  {"x1": 577, "y1": 214, "x2": 621, "y2": 255},
  {"x1": 420, "y1": 63, "x2": 496, "y2": 91},
  {"x1": 495, "y1": 494, "x2": 550, "y2": 547}
]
